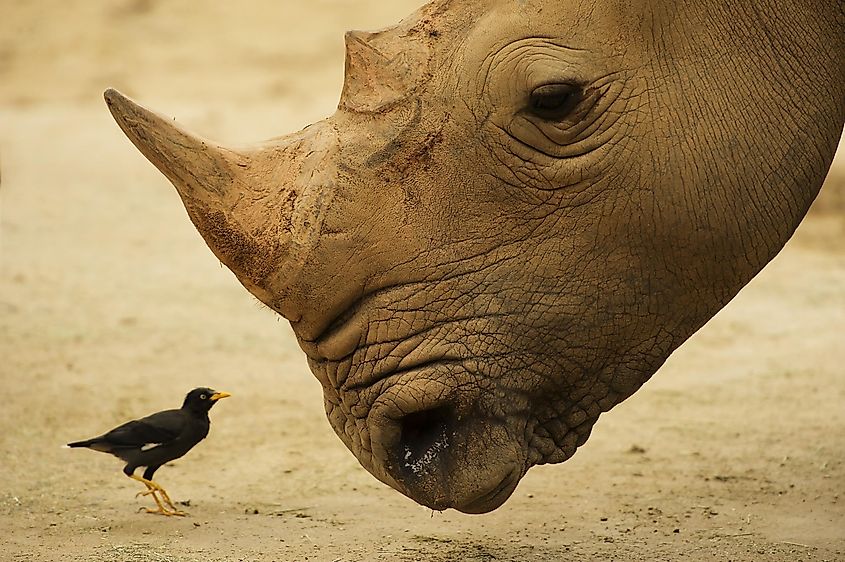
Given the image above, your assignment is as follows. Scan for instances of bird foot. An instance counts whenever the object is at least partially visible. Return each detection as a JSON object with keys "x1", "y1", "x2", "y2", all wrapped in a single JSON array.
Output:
[{"x1": 140, "y1": 505, "x2": 187, "y2": 517}]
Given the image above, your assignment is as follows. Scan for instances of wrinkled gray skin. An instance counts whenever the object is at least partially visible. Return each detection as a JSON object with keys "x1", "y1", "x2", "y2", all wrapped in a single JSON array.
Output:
[{"x1": 105, "y1": 0, "x2": 845, "y2": 513}]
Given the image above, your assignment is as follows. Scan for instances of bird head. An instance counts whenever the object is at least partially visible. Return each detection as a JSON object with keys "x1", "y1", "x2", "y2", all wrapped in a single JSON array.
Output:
[{"x1": 182, "y1": 387, "x2": 231, "y2": 414}]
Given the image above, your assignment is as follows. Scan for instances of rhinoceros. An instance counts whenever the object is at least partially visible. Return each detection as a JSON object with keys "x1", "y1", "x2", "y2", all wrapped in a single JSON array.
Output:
[{"x1": 104, "y1": 0, "x2": 845, "y2": 513}]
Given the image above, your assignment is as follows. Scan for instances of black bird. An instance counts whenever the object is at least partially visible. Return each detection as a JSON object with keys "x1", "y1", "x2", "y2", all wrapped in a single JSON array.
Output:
[{"x1": 68, "y1": 387, "x2": 230, "y2": 516}]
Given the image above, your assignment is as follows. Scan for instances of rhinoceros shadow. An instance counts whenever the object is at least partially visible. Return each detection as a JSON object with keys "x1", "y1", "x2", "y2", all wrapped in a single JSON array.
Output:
[{"x1": 393, "y1": 536, "x2": 576, "y2": 562}]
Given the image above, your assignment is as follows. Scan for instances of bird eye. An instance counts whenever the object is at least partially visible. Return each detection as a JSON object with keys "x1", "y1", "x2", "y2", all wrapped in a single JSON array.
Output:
[
  {"x1": 200, "y1": 394, "x2": 207, "y2": 400},
  {"x1": 528, "y1": 83, "x2": 580, "y2": 121}
]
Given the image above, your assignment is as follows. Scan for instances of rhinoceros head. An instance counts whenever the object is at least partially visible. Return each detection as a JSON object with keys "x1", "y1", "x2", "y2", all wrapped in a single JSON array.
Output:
[{"x1": 106, "y1": 0, "x2": 844, "y2": 512}]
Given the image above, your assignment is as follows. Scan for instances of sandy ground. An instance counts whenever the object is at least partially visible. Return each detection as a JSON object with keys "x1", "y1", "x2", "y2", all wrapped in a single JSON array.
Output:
[{"x1": 1, "y1": 2, "x2": 844, "y2": 561}]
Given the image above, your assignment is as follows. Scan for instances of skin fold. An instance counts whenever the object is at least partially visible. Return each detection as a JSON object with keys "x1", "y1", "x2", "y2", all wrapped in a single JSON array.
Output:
[{"x1": 105, "y1": 0, "x2": 845, "y2": 513}]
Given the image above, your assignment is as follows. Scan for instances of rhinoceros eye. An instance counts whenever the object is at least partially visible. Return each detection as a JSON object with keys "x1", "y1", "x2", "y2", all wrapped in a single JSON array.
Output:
[{"x1": 528, "y1": 83, "x2": 580, "y2": 121}]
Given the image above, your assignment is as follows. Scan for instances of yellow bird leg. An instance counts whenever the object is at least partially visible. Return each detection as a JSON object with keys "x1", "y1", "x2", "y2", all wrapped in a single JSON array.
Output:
[
  {"x1": 139, "y1": 489, "x2": 169, "y2": 515},
  {"x1": 129, "y1": 474, "x2": 187, "y2": 516}
]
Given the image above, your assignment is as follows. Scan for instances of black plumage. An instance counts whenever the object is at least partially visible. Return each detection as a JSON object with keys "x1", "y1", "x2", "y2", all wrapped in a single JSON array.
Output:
[{"x1": 68, "y1": 387, "x2": 230, "y2": 516}]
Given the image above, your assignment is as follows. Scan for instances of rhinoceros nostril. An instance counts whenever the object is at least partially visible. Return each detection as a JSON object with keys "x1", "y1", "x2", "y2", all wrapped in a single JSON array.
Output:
[{"x1": 397, "y1": 405, "x2": 454, "y2": 477}]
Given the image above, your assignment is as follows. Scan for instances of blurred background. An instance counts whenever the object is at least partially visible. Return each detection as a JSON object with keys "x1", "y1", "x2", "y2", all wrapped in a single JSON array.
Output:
[{"x1": 1, "y1": 2, "x2": 843, "y2": 561}]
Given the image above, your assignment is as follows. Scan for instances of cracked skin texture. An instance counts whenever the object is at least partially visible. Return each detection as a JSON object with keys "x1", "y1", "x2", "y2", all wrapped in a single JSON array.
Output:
[{"x1": 105, "y1": 0, "x2": 845, "y2": 513}]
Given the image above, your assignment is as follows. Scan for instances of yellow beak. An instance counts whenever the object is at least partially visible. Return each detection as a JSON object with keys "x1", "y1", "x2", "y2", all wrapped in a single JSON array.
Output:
[{"x1": 210, "y1": 391, "x2": 231, "y2": 401}]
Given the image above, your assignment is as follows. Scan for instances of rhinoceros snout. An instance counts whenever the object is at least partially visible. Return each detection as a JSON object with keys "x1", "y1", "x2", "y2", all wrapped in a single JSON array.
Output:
[{"x1": 365, "y1": 379, "x2": 523, "y2": 513}]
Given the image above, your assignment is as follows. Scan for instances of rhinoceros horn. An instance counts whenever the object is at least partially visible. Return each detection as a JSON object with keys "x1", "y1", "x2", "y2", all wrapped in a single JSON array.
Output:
[
  {"x1": 104, "y1": 88, "x2": 336, "y2": 319},
  {"x1": 340, "y1": 28, "x2": 429, "y2": 113}
]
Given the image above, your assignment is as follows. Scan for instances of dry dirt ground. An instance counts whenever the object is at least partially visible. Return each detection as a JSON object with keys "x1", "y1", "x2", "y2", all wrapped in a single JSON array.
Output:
[{"x1": 1, "y1": 2, "x2": 844, "y2": 561}]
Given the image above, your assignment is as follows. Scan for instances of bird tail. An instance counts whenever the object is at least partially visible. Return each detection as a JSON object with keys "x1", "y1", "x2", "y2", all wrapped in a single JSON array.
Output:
[{"x1": 67, "y1": 439, "x2": 96, "y2": 448}]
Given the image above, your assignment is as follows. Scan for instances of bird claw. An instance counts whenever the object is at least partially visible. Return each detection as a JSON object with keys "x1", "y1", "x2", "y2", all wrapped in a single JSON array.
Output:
[{"x1": 140, "y1": 506, "x2": 187, "y2": 517}]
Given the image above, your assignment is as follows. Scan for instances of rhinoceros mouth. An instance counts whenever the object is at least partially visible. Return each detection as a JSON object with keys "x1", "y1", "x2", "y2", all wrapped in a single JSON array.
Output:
[
  {"x1": 342, "y1": 356, "x2": 467, "y2": 393},
  {"x1": 456, "y1": 469, "x2": 519, "y2": 514},
  {"x1": 299, "y1": 279, "x2": 415, "y2": 358},
  {"x1": 300, "y1": 284, "x2": 479, "y2": 393}
]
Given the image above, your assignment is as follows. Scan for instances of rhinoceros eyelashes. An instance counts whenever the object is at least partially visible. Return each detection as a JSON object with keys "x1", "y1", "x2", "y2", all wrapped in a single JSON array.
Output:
[{"x1": 527, "y1": 83, "x2": 581, "y2": 122}]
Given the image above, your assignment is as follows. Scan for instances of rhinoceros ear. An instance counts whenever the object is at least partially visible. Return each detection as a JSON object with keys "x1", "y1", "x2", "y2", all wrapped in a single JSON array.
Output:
[{"x1": 104, "y1": 88, "x2": 244, "y2": 199}]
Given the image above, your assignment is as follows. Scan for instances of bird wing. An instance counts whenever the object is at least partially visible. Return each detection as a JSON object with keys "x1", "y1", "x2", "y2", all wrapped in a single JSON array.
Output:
[{"x1": 100, "y1": 409, "x2": 187, "y2": 448}]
